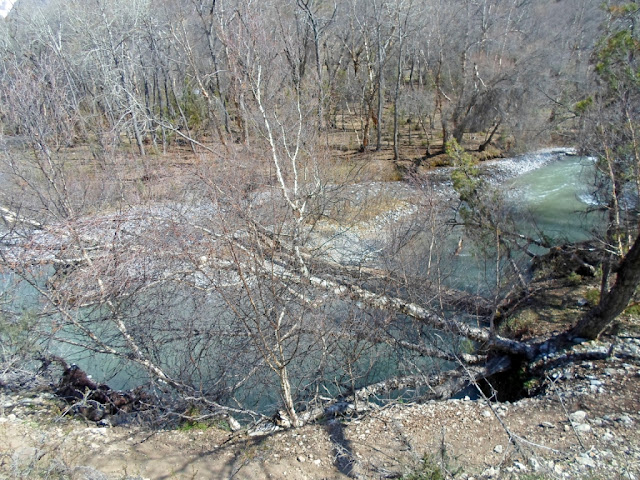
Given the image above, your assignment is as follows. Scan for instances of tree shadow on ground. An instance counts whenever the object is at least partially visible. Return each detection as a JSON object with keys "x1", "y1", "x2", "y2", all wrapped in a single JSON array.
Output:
[{"x1": 326, "y1": 418, "x2": 357, "y2": 477}]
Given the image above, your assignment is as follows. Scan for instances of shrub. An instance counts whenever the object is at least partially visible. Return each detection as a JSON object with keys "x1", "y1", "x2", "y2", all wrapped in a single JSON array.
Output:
[
  {"x1": 499, "y1": 311, "x2": 537, "y2": 338},
  {"x1": 0, "y1": 312, "x2": 46, "y2": 388},
  {"x1": 178, "y1": 405, "x2": 209, "y2": 431},
  {"x1": 624, "y1": 302, "x2": 640, "y2": 316},
  {"x1": 585, "y1": 288, "x2": 600, "y2": 306},
  {"x1": 567, "y1": 272, "x2": 583, "y2": 285},
  {"x1": 402, "y1": 456, "x2": 445, "y2": 480}
]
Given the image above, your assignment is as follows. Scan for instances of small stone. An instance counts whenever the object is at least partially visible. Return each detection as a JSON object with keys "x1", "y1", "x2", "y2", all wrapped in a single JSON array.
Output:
[
  {"x1": 530, "y1": 458, "x2": 541, "y2": 471},
  {"x1": 228, "y1": 416, "x2": 242, "y2": 431},
  {"x1": 576, "y1": 454, "x2": 595, "y2": 468},
  {"x1": 297, "y1": 455, "x2": 306, "y2": 463},
  {"x1": 570, "y1": 410, "x2": 587, "y2": 423},
  {"x1": 618, "y1": 414, "x2": 633, "y2": 425},
  {"x1": 313, "y1": 459, "x2": 321, "y2": 466},
  {"x1": 481, "y1": 466, "x2": 499, "y2": 477},
  {"x1": 540, "y1": 421, "x2": 555, "y2": 429},
  {"x1": 482, "y1": 410, "x2": 492, "y2": 418},
  {"x1": 494, "y1": 445, "x2": 504, "y2": 454},
  {"x1": 7, "y1": 414, "x2": 16, "y2": 422},
  {"x1": 514, "y1": 461, "x2": 527, "y2": 471},
  {"x1": 574, "y1": 423, "x2": 591, "y2": 433}
]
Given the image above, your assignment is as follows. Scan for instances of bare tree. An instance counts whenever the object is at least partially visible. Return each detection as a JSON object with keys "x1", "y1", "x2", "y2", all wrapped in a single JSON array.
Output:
[
  {"x1": 0, "y1": 0, "x2": 630, "y2": 430},
  {"x1": 570, "y1": 1, "x2": 640, "y2": 339},
  {"x1": 296, "y1": 0, "x2": 336, "y2": 131}
]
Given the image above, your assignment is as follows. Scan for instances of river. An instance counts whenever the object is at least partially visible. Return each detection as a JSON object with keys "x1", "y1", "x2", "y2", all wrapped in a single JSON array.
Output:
[
  {"x1": 1, "y1": 149, "x2": 604, "y2": 412},
  {"x1": 503, "y1": 151, "x2": 599, "y2": 243}
]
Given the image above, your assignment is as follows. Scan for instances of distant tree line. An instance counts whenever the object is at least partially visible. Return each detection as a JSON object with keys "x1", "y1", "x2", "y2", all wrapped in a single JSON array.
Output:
[{"x1": 0, "y1": 0, "x2": 603, "y2": 159}]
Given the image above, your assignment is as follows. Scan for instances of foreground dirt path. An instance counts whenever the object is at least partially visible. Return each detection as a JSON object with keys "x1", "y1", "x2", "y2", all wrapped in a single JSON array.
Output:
[{"x1": 1, "y1": 345, "x2": 640, "y2": 479}]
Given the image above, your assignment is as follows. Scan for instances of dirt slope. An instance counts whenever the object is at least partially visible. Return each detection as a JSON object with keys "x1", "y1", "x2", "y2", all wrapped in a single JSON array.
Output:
[{"x1": 2, "y1": 339, "x2": 640, "y2": 480}]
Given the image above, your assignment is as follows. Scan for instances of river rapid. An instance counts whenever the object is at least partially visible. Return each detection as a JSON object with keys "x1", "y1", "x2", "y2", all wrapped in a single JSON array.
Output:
[{"x1": 499, "y1": 149, "x2": 599, "y2": 243}]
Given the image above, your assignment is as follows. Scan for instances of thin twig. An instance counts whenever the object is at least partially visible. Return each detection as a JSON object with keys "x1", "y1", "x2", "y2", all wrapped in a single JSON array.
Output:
[{"x1": 546, "y1": 374, "x2": 586, "y2": 451}]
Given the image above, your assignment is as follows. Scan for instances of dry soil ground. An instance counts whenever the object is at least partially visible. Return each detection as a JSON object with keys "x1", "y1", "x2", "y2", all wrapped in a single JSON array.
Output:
[{"x1": 1, "y1": 339, "x2": 640, "y2": 480}]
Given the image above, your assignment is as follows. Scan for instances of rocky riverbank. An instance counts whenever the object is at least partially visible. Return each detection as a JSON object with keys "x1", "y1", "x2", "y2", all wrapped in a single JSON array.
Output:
[{"x1": 1, "y1": 335, "x2": 639, "y2": 479}]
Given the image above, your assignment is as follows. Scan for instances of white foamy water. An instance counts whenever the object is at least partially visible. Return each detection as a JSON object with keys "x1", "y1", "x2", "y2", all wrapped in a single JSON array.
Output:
[
  {"x1": 484, "y1": 148, "x2": 579, "y2": 180},
  {"x1": 577, "y1": 192, "x2": 602, "y2": 207}
]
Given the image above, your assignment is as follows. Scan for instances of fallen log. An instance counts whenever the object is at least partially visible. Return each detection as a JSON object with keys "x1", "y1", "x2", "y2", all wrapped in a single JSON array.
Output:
[
  {"x1": 0, "y1": 206, "x2": 43, "y2": 229},
  {"x1": 353, "y1": 355, "x2": 512, "y2": 402},
  {"x1": 291, "y1": 356, "x2": 513, "y2": 426}
]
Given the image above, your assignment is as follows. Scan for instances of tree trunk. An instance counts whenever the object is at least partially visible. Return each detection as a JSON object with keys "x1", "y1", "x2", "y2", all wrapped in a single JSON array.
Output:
[
  {"x1": 571, "y1": 232, "x2": 640, "y2": 339},
  {"x1": 278, "y1": 365, "x2": 301, "y2": 427},
  {"x1": 393, "y1": 36, "x2": 402, "y2": 161},
  {"x1": 479, "y1": 119, "x2": 501, "y2": 152},
  {"x1": 313, "y1": 22, "x2": 325, "y2": 131}
]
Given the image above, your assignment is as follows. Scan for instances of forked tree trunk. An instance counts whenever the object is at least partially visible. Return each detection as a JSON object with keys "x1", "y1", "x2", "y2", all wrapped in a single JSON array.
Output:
[
  {"x1": 278, "y1": 366, "x2": 300, "y2": 427},
  {"x1": 479, "y1": 119, "x2": 501, "y2": 152},
  {"x1": 571, "y1": 232, "x2": 640, "y2": 339}
]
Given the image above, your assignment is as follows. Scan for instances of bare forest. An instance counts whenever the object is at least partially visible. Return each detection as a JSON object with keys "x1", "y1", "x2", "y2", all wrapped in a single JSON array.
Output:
[{"x1": 0, "y1": 0, "x2": 639, "y2": 434}]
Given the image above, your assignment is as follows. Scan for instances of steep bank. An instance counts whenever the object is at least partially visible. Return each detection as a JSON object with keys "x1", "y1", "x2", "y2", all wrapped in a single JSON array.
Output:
[{"x1": 1, "y1": 335, "x2": 639, "y2": 479}]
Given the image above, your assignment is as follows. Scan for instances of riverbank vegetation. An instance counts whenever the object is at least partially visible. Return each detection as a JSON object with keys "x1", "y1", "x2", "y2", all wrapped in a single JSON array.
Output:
[{"x1": 0, "y1": 0, "x2": 639, "y2": 440}]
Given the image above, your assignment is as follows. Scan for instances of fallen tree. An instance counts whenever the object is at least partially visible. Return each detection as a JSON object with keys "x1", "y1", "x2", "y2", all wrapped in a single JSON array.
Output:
[
  {"x1": 0, "y1": 1, "x2": 637, "y2": 432},
  {"x1": 0, "y1": 191, "x2": 601, "y2": 429}
]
